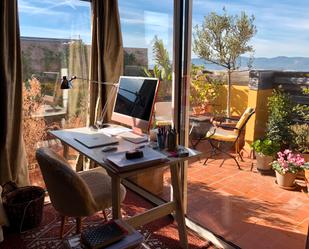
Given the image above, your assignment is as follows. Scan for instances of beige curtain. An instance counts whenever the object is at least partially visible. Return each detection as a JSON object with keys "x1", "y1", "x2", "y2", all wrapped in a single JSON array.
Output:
[
  {"x1": 0, "y1": 0, "x2": 29, "y2": 186},
  {"x1": 89, "y1": 0, "x2": 124, "y2": 125},
  {"x1": 76, "y1": 0, "x2": 124, "y2": 171}
]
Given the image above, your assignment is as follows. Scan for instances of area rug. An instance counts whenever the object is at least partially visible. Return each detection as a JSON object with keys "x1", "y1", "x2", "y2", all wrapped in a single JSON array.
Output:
[{"x1": 0, "y1": 191, "x2": 217, "y2": 249}]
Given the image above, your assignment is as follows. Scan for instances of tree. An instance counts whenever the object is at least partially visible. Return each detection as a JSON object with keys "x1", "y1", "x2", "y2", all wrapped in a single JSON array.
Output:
[
  {"x1": 144, "y1": 36, "x2": 172, "y2": 101},
  {"x1": 193, "y1": 8, "x2": 256, "y2": 117}
]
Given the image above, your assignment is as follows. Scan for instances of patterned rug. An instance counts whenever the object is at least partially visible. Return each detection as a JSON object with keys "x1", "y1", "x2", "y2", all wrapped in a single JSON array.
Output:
[{"x1": 0, "y1": 191, "x2": 217, "y2": 249}]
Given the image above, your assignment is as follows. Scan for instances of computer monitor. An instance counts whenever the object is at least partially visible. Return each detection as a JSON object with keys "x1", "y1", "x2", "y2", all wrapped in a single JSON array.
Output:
[{"x1": 111, "y1": 76, "x2": 160, "y2": 134}]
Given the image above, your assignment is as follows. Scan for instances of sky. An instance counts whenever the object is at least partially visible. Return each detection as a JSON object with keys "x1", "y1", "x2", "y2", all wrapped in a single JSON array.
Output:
[{"x1": 18, "y1": 0, "x2": 309, "y2": 60}]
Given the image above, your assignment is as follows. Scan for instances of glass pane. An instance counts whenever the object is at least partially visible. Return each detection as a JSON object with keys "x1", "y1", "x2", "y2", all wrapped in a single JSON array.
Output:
[
  {"x1": 19, "y1": 0, "x2": 91, "y2": 171},
  {"x1": 118, "y1": 0, "x2": 174, "y2": 198},
  {"x1": 186, "y1": 1, "x2": 309, "y2": 248}
]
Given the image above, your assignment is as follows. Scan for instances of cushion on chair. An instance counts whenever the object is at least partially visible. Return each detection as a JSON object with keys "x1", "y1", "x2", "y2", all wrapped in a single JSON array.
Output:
[
  {"x1": 206, "y1": 126, "x2": 238, "y2": 142},
  {"x1": 156, "y1": 120, "x2": 173, "y2": 126},
  {"x1": 235, "y1": 107, "x2": 254, "y2": 130},
  {"x1": 78, "y1": 168, "x2": 126, "y2": 210}
]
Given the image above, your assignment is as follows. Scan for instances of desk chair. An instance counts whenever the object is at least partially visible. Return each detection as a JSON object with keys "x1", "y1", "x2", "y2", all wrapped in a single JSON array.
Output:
[
  {"x1": 154, "y1": 101, "x2": 173, "y2": 126},
  {"x1": 36, "y1": 148, "x2": 126, "y2": 238},
  {"x1": 203, "y1": 107, "x2": 255, "y2": 169}
]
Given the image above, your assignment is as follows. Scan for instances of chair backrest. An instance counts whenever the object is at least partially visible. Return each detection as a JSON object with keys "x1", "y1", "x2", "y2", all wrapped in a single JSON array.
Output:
[
  {"x1": 36, "y1": 148, "x2": 97, "y2": 217},
  {"x1": 235, "y1": 107, "x2": 255, "y2": 131},
  {"x1": 154, "y1": 102, "x2": 173, "y2": 120}
]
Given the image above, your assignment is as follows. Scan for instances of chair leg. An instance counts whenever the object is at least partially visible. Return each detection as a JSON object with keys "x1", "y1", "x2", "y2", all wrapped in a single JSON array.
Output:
[
  {"x1": 210, "y1": 140, "x2": 241, "y2": 170},
  {"x1": 203, "y1": 140, "x2": 216, "y2": 165},
  {"x1": 76, "y1": 217, "x2": 82, "y2": 234},
  {"x1": 60, "y1": 216, "x2": 67, "y2": 239},
  {"x1": 235, "y1": 141, "x2": 244, "y2": 162},
  {"x1": 102, "y1": 210, "x2": 108, "y2": 222},
  {"x1": 238, "y1": 151, "x2": 244, "y2": 162}
]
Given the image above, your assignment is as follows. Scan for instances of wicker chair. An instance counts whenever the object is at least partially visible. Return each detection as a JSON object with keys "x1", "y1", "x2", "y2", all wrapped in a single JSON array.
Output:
[
  {"x1": 36, "y1": 148, "x2": 126, "y2": 238},
  {"x1": 203, "y1": 107, "x2": 255, "y2": 169}
]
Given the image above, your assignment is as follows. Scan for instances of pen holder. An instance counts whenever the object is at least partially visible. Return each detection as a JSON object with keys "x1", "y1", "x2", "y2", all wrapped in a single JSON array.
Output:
[
  {"x1": 167, "y1": 131, "x2": 177, "y2": 151},
  {"x1": 157, "y1": 134, "x2": 165, "y2": 150}
]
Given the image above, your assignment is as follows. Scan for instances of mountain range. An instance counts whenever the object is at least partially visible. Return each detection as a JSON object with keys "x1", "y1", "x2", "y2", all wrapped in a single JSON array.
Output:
[{"x1": 191, "y1": 56, "x2": 309, "y2": 71}]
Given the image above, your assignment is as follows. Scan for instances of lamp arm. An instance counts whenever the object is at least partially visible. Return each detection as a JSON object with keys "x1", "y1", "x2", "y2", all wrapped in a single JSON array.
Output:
[{"x1": 74, "y1": 76, "x2": 119, "y2": 87}]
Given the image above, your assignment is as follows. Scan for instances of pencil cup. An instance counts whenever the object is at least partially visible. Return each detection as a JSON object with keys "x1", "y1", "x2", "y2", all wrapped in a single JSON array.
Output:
[
  {"x1": 167, "y1": 131, "x2": 177, "y2": 151},
  {"x1": 157, "y1": 134, "x2": 165, "y2": 150}
]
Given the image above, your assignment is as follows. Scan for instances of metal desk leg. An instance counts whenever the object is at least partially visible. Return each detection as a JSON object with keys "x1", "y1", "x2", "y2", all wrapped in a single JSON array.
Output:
[
  {"x1": 170, "y1": 163, "x2": 188, "y2": 249},
  {"x1": 111, "y1": 175, "x2": 122, "y2": 219}
]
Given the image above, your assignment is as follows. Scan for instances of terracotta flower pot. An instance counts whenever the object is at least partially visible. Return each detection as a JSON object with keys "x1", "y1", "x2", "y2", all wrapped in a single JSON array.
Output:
[
  {"x1": 202, "y1": 103, "x2": 212, "y2": 113},
  {"x1": 192, "y1": 106, "x2": 204, "y2": 115},
  {"x1": 275, "y1": 171, "x2": 297, "y2": 189},
  {"x1": 256, "y1": 153, "x2": 273, "y2": 171}
]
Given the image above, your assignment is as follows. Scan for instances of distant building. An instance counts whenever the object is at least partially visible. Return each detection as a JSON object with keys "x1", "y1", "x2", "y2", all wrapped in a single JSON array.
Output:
[{"x1": 20, "y1": 36, "x2": 148, "y2": 78}]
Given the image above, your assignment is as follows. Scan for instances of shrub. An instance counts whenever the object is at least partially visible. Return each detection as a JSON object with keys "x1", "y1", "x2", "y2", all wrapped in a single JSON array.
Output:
[
  {"x1": 190, "y1": 65, "x2": 223, "y2": 108},
  {"x1": 251, "y1": 138, "x2": 280, "y2": 156},
  {"x1": 266, "y1": 90, "x2": 293, "y2": 149},
  {"x1": 23, "y1": 77, "x2": 47, "y2": 164}
]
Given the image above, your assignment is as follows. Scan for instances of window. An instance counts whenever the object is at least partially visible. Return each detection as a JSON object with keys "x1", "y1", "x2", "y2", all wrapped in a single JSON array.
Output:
[{"x1": 18, "y1": 0, "x2": 91, "y2": 166}]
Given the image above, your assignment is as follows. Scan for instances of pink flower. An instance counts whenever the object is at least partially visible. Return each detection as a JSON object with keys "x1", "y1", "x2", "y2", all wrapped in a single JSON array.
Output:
[
  {"x1": 283, "y1": 149, "x2": 292, "y2": 155},
  {"x1": 273, "y1": 150, "x2": 305, "y2": 173}
]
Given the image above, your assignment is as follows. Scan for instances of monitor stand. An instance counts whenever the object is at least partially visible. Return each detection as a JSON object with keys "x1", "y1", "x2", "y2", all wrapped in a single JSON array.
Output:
[{"x1": 132, "y1": 127, "x2": 144, "y2": 136}]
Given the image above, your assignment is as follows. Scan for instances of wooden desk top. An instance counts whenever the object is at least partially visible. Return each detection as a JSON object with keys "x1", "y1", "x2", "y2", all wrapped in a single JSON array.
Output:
[{"x1": 49, "y1": 127, "x2": 201, "y2": 177}]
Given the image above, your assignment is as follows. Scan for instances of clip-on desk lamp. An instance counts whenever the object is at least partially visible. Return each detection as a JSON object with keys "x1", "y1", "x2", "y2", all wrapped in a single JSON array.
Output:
[{"x1": 60, "y1": 75, "x2": 119, "y2": 129}]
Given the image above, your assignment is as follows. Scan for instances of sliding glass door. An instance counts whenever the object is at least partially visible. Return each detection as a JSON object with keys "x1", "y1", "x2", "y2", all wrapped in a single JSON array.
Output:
[{"x1": 118, "y1": 0, "x2": 175, "y2": 198}]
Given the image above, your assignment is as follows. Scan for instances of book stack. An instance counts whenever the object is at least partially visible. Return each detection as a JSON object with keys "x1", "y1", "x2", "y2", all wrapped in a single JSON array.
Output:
[
  {"x1": 106, "y1": 146, "x2": 167, "y2": 172},
  {"x1": 65, "y1": 220, "x2": 143, "y2": 249}
]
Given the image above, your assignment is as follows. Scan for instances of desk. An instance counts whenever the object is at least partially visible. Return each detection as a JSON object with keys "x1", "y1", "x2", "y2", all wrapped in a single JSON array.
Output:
[{"x1": 49, "y1": 127, "x2": 201, "y2": 249}]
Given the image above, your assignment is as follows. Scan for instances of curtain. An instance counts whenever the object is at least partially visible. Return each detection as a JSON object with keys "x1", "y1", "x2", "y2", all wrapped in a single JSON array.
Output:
[
  {"x1": 89, "y1": 0, "x2": 124, "y2": 125},
  {"x1": 0, "y1": 0, "x2": 29, "y2": 186},
  {"x1": 76, "y1": 0, "x2": 123, "y2": 171}
]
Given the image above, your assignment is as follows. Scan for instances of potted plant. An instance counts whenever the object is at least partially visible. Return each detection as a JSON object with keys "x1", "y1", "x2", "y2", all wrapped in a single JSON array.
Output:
[
  {"x1": 290, "y1": 87, "x2": 309, "y2": 185},
  {"x1": 190, "y1": 65, "x2": 223, "y2": 115},
  {"x1": 271, "y1": 149, "x2": 307, "y2": 189},
  {"x1": 251, "y1": 138, "x2": 280, "y2": 171},
  {"x1": 266, "y1": 90, "x2": 293, "y2": 150}
]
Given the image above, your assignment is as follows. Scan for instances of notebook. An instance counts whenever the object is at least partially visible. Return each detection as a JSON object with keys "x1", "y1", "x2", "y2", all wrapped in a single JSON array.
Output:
[
  {"x1": 106, "y1": 146, "x2": 167, "y2": 172},
  {"x1": 81, "y1": 220, "x2": 127, "y2": 249},
  {"x1": 119, "y1": 131, "x2": 148, "y2": 144},
  {"x1": 74, "y1": 133, "x2": 118, "y2": 148}
]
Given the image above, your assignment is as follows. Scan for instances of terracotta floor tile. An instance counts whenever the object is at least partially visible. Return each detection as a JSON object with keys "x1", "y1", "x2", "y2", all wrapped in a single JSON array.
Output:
[
  {"x1": 168, "y1": 152, "x2": 308, "y2": 248},
  {"x1": 31, "y1": 146, "x2": 308, "y2": 249}
]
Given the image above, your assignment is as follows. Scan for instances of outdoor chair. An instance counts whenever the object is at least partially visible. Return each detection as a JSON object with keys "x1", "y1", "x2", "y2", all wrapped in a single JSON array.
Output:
[
  {"x1": 203, "y1": 107, "x2": 255, "y2": 169},
  {"x1": 36, "y1": 148, "x2": 126, "y2": 238},
  {"x1": 154, "y1": 101, "x2": 173, "y2": 126}
]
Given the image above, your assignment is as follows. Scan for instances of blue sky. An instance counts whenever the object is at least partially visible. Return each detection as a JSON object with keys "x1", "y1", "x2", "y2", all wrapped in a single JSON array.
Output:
[{"x1": 19, "y1": 0, "x2": 309, "y2": 60}]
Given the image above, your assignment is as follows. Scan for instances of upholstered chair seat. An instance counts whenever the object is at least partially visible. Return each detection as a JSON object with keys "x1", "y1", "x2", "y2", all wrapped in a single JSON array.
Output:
[{"x1": 36, "y1": 148, "x2": 126, "y2": 237}]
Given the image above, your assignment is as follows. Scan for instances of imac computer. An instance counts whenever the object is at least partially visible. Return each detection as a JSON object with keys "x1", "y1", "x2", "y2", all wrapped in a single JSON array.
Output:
[{"x1": 111, "y1": 76, "x2": 160, "y2": 137}]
